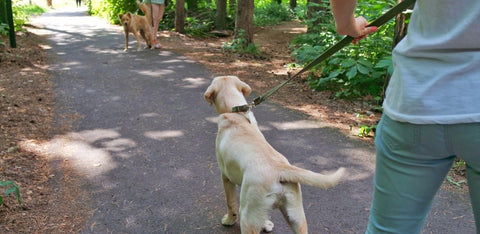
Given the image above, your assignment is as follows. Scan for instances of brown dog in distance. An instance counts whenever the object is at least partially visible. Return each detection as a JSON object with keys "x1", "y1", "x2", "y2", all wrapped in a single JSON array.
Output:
[{"x1": 118, "y1": 1, "x2": 153, "y2": 51}]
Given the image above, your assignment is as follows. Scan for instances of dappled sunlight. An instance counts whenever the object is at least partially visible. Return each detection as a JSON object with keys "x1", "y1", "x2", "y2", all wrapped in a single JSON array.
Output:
[
  {"x1": 269, "y1": 120, "x2": 327, "y2": 130},
  {"x1": 19, "y1": 128, "x2": 135, "y2": 179},
  {"x1": 182, "y1": 77, "x2": 207, "y2": 88},
  {"x1": 67, "y1": 128, "x2": 121, "y2": 144},
  {"x1": 140, "y1": 113, "x2": 161, "y2": 118},
  {"x1": 144, "y1": 130, "x2": 184, "y2": 141},
  {"x1": 85, "y1": 45, "x2": 123, "y2": 54},
  {"x1": 135, "y1": 69, "x2": 174, "y2": 78},
  {"x1": 204, "y1": 116, "x2": 218, "y2": 124},
  {"x1": 102, "y1": 138, "x2": 136, "y2": 152}
]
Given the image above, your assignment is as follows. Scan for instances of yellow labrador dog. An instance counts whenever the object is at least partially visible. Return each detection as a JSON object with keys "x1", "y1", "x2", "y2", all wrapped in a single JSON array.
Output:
[{"x1": 204, "y1": 76, "x2": 345, "y2": 234}]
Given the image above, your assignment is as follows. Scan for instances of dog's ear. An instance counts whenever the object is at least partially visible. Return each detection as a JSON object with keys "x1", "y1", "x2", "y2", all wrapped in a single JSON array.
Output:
[
  {"x1": 204, "y1": 86, "x2": 216, "y2": 106},
  {"x1": 239, "y1": 80, "x2": 252, "y2": 98},
  {"x1": 126, "y1": 12, "x2": 132, "y2": 18}
]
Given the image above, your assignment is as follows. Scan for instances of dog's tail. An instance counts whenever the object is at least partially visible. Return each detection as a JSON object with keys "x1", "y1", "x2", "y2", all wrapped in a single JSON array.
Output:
[
  {"x1": 137, "y1": 1, "x2": 152, "y2": 26},
  {"x1": 279, "y1": 165, "x2": 345, "y2": 189}
]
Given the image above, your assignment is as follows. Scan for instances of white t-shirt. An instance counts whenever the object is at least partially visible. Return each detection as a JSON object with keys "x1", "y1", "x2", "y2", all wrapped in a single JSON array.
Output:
[{"x1": 383, "y1": 0, "x2": 480, "y2": 124}]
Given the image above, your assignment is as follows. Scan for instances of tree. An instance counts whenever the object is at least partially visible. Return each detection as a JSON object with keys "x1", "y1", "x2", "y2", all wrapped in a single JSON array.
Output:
[
  {"x1": 215, "y1": 0, "x2": 227, "y2": 30},
  {"x1": 234, "y1": 0, "x2": 254, "y2": 47},
  {"x1": 382, "y1": 0, "x2": 414, "y2": 100},
  {"x1": 290, "y1": 0, "x2": 297, "y2": 10},
  {"x1": 393, "y1": 0, "x2": 412, "y2": 47},
  {"x1": 175, "y1": 0, "x2": 186, "y2": 33}
]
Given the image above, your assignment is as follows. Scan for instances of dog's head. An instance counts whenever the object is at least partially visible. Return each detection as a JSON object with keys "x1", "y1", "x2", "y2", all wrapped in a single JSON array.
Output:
[
  {"x1": 204, "y1": 76, "x2": 252, "y2": 114},
  {"x1": 118, "y1": 12, "x2": 133, "y2": 27}
]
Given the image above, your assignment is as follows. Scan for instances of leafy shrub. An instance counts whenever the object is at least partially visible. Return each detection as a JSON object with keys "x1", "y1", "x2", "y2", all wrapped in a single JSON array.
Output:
[
  {"x1": 291, "y1": 0, "x2": 399, "y2": 99},
  {"x1": 0, "y1": 23, "x2": 8, "y2": 36},
  {"x1": 254, "y1": 2, "x2": 294, "y2": 26},
  {"x1": 222, "y1": 29, "x2": 261, "y2": 57},
  {"x1": 0, "y1": 2, "x2": 46, "y2": 35},
  {"x1": 88, "y1": 0, "x2": 138, "y2": 24}
]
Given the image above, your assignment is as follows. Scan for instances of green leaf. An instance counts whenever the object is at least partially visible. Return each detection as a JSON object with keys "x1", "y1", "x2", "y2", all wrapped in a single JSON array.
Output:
[
  {"x1": 341, "y1": 59, "x2": 356, "y2": 68},
  {"x1": 0, "y1": 181, "x2": 13, "y2": 186},
  {"x1": 357, "y1": 58, "x2": 373, "y2": 68},
  {"x1": 327, "y1": 70, "x2": 342, "y2": 79},
  {"x1": 1, "y1": 181, "x2": 21, "y2": 205},
  {"x1": 346, "y1": 66, "x2": 358, "y2": 79},
  {"x1": 375, "y1": 57, "x2": 392, "y2": 68},
  {"x1": 357, "y1": 64, "x2": 370, "y2": 75}
]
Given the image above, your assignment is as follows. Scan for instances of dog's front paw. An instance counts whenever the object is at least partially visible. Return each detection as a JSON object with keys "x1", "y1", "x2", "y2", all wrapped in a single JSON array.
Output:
[
  {"x1": 221, "y1": 213, "x2": 237, "y2": 226},
  {"x1": 262, "y1": 220, "x2": 274, "y2": 233},
  {"x1": 123, "y1": 48, "x2": 128, "y2": 52}
]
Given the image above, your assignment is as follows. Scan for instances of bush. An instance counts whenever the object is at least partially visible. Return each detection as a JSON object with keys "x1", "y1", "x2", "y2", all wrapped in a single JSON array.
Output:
[
  {"x1": 254, "y1": 2, "x2": 294, "y2": 26},
  {"x1": 0, "y1": 2, "x2": 46, "y2": 36},
  {"x1": 88, "y1": 0, "x2": 138, "y2": 24},
  {"x1": 291, "y1": 0, "x2": 399, "y2": 99}
]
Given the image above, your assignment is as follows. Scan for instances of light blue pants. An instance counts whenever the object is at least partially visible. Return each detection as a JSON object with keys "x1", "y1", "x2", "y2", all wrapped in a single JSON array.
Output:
[{"x1": 366, "y1": 115, "x2": 480, "y2": 233}]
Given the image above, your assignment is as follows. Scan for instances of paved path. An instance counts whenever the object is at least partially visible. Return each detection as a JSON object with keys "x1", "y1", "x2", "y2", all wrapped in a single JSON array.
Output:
[{"x1": 30, "y1": 7, "x2": 475, "y2": 234}]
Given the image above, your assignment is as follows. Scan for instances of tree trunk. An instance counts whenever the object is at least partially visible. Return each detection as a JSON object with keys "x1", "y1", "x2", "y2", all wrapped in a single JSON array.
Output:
[
  {"x1": 215, "y1": 0, "x2": 227, "y2": 30},
  {"x1": 175, "y1": 0, "x2": 186, "y2": 34},
  {"x1": 382, "y1": 0, "x2": 413, "y2": 101},
  {"x1": 235, "y1": 0, "x2": 254, "y2": 46},
  {"x1": 392, "y1": 0, "x2": 412, "y2": 47},
  {"x1": 290, "y1": 0, "x2": 297, "y2": 10}
]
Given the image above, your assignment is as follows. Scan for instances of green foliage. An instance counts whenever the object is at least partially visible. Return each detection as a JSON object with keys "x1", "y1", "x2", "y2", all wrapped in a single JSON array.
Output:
[
  {"x1": 291, "y1": 0, "x2": 400, "y2": 99},
  {"x1": 0, "y1": 23, "x2": 8, "y2": 35},
  {"x1": 182, "y1": 5, "x2": 218, "y2": 37},
  {"x1": 0, "y1": 2, "x2": 46, "y2": 36},
  {"x1": 88, "y1": 0, "x2": 138, "y2": 24},
  {"x1": 0, "y1": 180, "x2": 21, "y2": 206},
  {"x1": 358, "y1": 124, "x2": 377, "y2": 138},
  {"x1": 222, "y1": 29, "x2": 260, "y2": 57},
  {"x1": 254, "y1": 2, "x2": 294, "y2": 26}
]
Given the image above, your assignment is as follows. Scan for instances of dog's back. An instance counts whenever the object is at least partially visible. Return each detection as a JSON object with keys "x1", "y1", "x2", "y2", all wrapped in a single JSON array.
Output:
[{"x1": 217, "y1": 112, "x2": 345, "y2": 188}]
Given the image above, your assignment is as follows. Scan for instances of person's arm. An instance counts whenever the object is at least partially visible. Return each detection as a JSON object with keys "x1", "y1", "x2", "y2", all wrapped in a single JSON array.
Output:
[{"x1": 329, "y1": 0, "x2": 377, "y2": 43}]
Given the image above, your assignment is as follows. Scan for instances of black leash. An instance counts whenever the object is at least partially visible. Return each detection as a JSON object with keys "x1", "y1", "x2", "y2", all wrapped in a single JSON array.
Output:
[{"x1": 232, "y1": 0, "x2": 416, "y2": 113}]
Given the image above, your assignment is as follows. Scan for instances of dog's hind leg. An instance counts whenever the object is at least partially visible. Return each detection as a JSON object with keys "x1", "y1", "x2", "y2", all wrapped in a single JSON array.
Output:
[
  {"x1": 140, "y1": 30, "x2": 152, "y2": 49},
  {"x1": 239, "y1": 185, "x2": 273, "y2": 234},
  {"x1": 279, "y1": 183, "x2": 308, "y2": 234},
  {"x1": 123, "y1": 27, "x2": 129, "y2": 51},
  {"x1": 131, "y1": 30, "x2": 142, "y2": 51},
  {"x1": 221, "y1": 174, "x2": 238, "y2": 226}
]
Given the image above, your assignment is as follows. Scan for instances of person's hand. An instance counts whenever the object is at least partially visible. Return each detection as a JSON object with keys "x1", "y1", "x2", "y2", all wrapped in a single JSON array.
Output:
[{"x1": 337, "y1": 16, "x2": 378, "y2": 45}]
